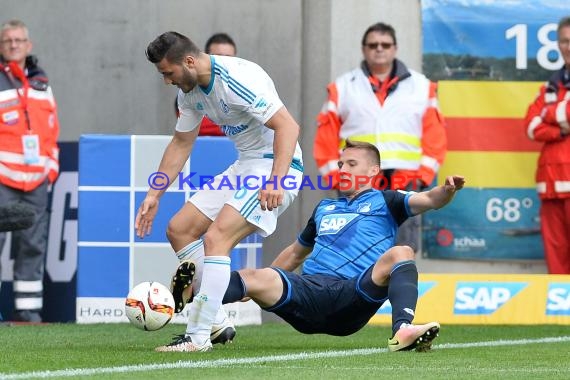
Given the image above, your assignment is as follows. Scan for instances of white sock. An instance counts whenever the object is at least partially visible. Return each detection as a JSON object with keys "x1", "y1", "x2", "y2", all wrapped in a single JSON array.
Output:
[
  {"x1": 214, "y1": 306, "x2": 229, "y2": 325},
  {"x1": 185, "y1": 256, "x2": 231, "y2": 345},
  {"x1": 175, "y1": 240, "x2": 204, "y2": 293}
]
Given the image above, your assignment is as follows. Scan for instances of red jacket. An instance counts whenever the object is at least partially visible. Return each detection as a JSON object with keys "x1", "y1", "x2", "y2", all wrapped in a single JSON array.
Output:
[
  {"x1": 0, "y1": 56, "x2": 59, "y2": 192},
  {"x1": 524, "y1": 68, "x2": 570, "y2": 199}
]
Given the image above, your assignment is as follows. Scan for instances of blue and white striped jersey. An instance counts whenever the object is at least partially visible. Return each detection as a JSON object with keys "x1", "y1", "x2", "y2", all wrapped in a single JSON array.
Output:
[
  {"x1": 298, "y1": 189, "x2": 412, "y2": 279},
  {"x1": 176, "y1": 55, "x2": 302, "y2": 162}
]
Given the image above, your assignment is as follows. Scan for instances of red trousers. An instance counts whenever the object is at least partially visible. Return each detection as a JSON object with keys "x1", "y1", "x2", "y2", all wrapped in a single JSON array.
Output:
[{"x1": 540, "y1": 198, "x2": 570, "y2": 274}]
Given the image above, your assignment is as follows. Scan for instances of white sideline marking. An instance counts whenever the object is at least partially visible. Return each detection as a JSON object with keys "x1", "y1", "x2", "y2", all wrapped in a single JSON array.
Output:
[{"x1": 1, "y1": 336, "x2": 569, "y2": 379}]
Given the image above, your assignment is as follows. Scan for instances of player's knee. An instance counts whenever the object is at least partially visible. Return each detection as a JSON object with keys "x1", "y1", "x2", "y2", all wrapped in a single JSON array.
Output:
[
  {"x1": 202, "y1": 225, "x2": 227, "y2": 251},
  {"x1": 166, "y1": 215, "x2": 199, "y2": 243},
  {"x1": 166, "y1": 218, "x2": 181, "y2": 243},
  {"x1": 240, "y1": 269, "x2": 277, "y2": 291},
  {"x1": 388, "y1": 245, "x2": 415, "y2": 264}
]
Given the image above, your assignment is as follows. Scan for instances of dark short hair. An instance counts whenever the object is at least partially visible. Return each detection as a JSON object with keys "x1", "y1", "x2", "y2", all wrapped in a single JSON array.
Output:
[
  {"x1": 558, "y1": 16, "x2": 570, "y2": 35},
  {"x1": 205, "y1": 33, "x2": 236, "y2": 54},
  {"x1": 361, "y1": 22, "x2": 397, "y2": 46},
  {"x1": 344, "y1": 139, "x2": 381, "y2": 167},
  {"x1": 146, "y1": 31, "x2": 201, "y2": 64}
]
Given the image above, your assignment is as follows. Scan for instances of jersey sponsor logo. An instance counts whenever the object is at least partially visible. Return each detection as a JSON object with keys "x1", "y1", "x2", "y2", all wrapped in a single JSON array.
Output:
[
  {"x1": 546, "y1": 283, "x2": 570, "y2": 316},
  {"x1": 357, "y1": 202, "x2": 371, "y2": 213},
  {"x1": 318, "y1": 213, "x2": 358, "y2": 235},
  {"x1": 377, "y1": 281, "x2": 436, "y2": 314},
  {"x1": 454, "y1": 282, "x2": 526, "y2": 315},
  {"x1": 221, "y1": 124, "x2": 249, "y2": 136}
]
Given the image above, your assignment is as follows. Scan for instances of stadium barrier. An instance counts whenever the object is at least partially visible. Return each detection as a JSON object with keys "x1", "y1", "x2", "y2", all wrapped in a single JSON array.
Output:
[
  {"x1": 370, "y1": 274, "x2": 570, "y2": 325},
  {"x1": 76, "y1": 135, "x2": 262, "y2": 325}
]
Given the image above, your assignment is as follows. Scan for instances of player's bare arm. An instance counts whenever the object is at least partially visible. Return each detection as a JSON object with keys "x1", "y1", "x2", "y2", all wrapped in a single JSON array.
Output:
[
  {"x1": 408, "y1": 175, "x2": 465, "y2": 215},
  {"x1": 270, "y1": 240, "x2": 313, "y2": 271},
  {"x1": 135, "y1": 128, "x2": 199, "y2": 238},
  {"x1": 260, "y1": 106, "x2": 300, "y2": 211}
]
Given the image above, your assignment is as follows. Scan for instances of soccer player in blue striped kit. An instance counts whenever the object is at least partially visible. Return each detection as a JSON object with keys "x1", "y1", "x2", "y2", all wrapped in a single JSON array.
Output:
[
  {"x1": 222, "y1": 140, "x2": 465, "y2": 351},
  {"x1": 137, "y1": 31, "x2": 303, "y2": 352}
]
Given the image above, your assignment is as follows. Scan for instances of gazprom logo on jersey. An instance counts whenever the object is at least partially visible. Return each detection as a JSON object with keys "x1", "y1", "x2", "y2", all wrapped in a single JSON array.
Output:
[
  {"x1": 546, "y1": 283, "x2": 570, "y2": 316},
  {"x1": 318, "y1": 213, "x2": 358, "y2": 235},
  {"x1": 454, "y1": 282, "x2": 527, "y2": 315},
  {"x1": 377, "y1": 281, "x2": 436, "y2": 314},
  {"x1": 221, "y1": 124, "x2": 248, "y2": 136}
]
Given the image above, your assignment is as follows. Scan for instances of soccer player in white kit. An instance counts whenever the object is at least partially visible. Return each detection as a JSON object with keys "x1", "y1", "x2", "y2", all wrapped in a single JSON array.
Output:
[{"x1": 135, "y1": 31, "x2": 303, "y2": 352}]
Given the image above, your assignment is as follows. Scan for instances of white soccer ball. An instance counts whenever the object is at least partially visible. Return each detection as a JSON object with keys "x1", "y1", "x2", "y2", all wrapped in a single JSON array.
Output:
[{"x1": 125, "y1": 281, "x2": 175, "y2": 331}]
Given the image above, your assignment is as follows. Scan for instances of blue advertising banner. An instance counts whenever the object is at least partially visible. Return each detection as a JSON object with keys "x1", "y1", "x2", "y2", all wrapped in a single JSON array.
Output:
[{"x1": 424, "y1": 188, "x2": 543, "y2": 260}]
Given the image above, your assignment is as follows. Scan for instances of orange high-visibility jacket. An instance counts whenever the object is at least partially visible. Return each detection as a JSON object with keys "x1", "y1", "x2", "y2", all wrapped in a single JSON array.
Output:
[
  {"x1": 525, "y1": 68, "x2": 570, "y2": 200},
  {"x1": 0, "y1": 57, "x2": 59, "y2": 192},
  {"x1": 314, "y1": 60, "x2": 446, "y2": 188}
]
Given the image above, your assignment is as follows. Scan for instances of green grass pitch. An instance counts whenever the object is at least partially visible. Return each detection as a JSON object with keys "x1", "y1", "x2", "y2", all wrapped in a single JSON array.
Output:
[{"x1": 1, "y1": 323, "x2": 569, "y2": 379}]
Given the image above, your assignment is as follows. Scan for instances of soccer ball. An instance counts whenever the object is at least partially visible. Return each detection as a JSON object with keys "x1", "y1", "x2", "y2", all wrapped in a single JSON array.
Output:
[{"x1": 125, "y1": 281, "x2": 175, "y2": 331}]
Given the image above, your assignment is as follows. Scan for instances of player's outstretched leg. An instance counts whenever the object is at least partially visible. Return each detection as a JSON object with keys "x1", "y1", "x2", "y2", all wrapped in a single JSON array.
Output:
[
  {"x1": 387, "y1": 321, "x2": 440, "y2": 352},
  {"x1": 170, "y1": 260, "x2": 195, "y2": 313}
]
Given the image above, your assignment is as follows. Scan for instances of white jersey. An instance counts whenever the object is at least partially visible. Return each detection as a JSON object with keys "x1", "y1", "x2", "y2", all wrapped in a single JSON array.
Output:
[{"x1": 176, "y1": 55, "x2": 302, "y2": 162}]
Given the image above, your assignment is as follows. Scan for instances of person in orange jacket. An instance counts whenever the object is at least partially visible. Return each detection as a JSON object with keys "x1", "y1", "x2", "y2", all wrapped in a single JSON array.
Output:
[
  {"x1": 524, "y1": 16, "x2": 570, "y2": 274},
  {"x1": 0, "y1": 19, "x2": 60, "y2": 322},
  {"x1": 174, "y1": 33, "x2": 237, "y2": 137},
  {"x1": 314, "y1": 22, "x2": 447, "y2": 251}
]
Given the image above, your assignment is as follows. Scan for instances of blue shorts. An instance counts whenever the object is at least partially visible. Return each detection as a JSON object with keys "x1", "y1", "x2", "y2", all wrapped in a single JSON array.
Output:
[{"x1": 265, "y1": 266, "x2": 389, "y2": 336}]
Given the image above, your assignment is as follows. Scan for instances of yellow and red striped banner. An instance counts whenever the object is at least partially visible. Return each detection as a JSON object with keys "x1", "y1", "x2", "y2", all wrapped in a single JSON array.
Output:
[{"x1": 438, "y1": 81, "x2": 543, "y2": 188}]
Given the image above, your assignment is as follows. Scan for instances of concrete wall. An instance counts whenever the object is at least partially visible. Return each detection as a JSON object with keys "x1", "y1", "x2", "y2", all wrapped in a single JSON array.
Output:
[{"x1": 2, "y1": 0, "x2": 546, "y2": 274}]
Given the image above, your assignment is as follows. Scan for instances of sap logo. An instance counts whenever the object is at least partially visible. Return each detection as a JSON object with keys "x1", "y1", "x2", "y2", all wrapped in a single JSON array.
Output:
[
  {"x1": 318, "y1": 213, "x2": 358, "y2": 235},
  {"x1": 454, "y1": 282, "x2": 526, "y2": 315},
  {"x1": 377, "y1": 281, "x2": 436, "y2": 314},
  {"x1": 546, "y1": 283, "x2": 570, "y2": 316}
]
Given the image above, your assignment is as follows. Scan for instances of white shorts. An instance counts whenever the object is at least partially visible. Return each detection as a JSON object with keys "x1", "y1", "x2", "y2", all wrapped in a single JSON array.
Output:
[{"x1": 189, "y1": 158, "x2": 303, "y2": 237}]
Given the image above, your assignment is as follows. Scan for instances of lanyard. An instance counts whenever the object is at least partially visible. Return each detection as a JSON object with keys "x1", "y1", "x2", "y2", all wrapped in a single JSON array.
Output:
[{"x1": 1, "y1": 61, "x2": 31, "y2": 131}]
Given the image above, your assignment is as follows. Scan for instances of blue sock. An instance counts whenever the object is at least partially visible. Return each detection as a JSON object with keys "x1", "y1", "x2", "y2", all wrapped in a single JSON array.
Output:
[{"x1": 389, "y1": 261, "x2": 418, "y2": 335}]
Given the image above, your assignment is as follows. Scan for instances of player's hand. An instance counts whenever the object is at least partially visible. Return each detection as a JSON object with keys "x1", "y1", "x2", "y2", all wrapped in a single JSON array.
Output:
[
  {"x1": 444, "y1": 175, "x2": 465, "y2": 193},
  {"x1": 135, "y1": 195, "x2": 159, "y2": 238},
  {"x1": 258, "y1": 180, "x2": 284, "y2": 211}
]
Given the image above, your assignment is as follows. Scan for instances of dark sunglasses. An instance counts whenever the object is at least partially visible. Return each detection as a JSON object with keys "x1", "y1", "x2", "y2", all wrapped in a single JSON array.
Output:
[{"x1": 364, "y1": 42, "x2": 395, "y2": 50}]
